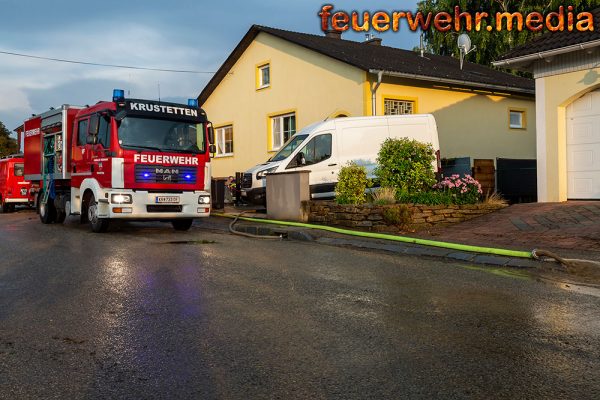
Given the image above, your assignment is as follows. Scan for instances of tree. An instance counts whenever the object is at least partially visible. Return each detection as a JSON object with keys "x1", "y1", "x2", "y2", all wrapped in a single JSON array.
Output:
[
  {"x1": 416, "y1": 0, "x2": 596, "y2": 68},
  {"x1": 0, "y1": 120, "x2": 18, "y2": 157}
]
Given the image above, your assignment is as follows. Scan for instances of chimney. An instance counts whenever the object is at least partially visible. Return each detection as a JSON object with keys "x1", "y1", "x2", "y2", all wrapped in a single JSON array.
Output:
[
  {"x1": 325, "y1": 29, "x2": 342, "y2": 39},
  {"x1": 364, "y1": 33, "x2": 382, "y2": 46},
  {"x1": 364, "y1": 37, "x2": 382, "y2": 46}
]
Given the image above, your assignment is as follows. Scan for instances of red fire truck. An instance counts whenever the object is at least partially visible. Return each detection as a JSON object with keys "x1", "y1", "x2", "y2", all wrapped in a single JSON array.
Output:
[
  {"x1": 18, "y1": 89, "x2": 214, "y2": 232},
  {"x1": 0, "y1": 154, "x2": 33, "y2": 212}
]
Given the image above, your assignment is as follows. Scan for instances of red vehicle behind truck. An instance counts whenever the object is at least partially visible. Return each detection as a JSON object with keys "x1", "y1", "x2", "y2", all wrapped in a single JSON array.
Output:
[
  {"x1": 0, "y1": 154, "x2": 32, "y2": 212},
  {"x1": 17, "y1": 89, "x2": 214, "y2": 232}
]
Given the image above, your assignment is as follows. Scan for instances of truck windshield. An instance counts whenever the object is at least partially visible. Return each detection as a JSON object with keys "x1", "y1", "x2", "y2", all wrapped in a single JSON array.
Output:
[
  {"x1": 14, "y1": 163, "x2": 24, "y2": 177},
  {"x1": 270, "y1": 134, "x2": 308, "y2": 162},
  {"x1": 117, "y1": 117, "x2": 205, "y2": 154}
]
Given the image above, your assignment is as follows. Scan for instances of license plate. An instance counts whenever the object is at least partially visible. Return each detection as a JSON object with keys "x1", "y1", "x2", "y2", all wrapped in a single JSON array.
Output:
[
  {"x1": 156, "y1": 196, "x2": 180, "y2": 204},
  {"x1": 20, "y1": 188, "x2": 27, "y2": 196}
]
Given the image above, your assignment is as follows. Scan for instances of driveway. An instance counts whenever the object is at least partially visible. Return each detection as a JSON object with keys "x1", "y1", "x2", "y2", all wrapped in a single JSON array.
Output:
[{"x1": 415, "y1": 201, "x2": 600, "y2": 260}]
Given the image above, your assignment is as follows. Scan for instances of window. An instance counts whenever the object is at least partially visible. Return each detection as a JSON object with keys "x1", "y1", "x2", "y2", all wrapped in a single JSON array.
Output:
[
  {"x1": 257, "y1": 64, "x2": 270, "y2": 89},
  {"x1": 384, "y1": 99, "x2": 415, "y2": 115},
  {"x1": 214, "y1": 125, "x2": 234, "y2": 157},
  {"x1": 509, "y1": 109, "x2": 526, "y2": 129},
  {"x1": 14, "y1": 163, "x2": 24, "y2": 177},
  {"x1": 77, "y1": 119, "x2": 89, "y2": 146},
  {"x1": 298, "y1": 134, "x2": 332, "y2": 166},
  {"x1": 271, "y1": 113, "x2": 296, "y2": 150},
  {"x1": 97, "y1": 116, "x2": 111, "y2": 148}
]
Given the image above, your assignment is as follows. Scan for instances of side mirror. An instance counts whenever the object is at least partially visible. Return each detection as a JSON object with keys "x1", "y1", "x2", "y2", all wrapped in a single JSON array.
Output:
[
  {"x1": 207, "y1": 123, "x2": 215, "y2": 144},
  {"x1": 209, "y1": 144, "x2": 217, "y2": 154},
  {"x1": 296, "y1": 152, "x2": 306, "y2": 166},
  {"x1": 88, "y1": 114, "x2": 100, "y2": 135},
  {"x1": 86, "y1": 135, "x2": 98, "y2": 145}
]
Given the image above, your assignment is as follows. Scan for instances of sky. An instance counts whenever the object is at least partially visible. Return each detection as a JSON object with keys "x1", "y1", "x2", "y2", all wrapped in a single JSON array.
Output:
[{"x1": 0, "y1": 0, "x2": 421, "y2": 136}]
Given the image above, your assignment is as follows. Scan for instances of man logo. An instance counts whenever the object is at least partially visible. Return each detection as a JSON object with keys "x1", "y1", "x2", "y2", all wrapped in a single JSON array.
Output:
[{"x1": 155, "y1": 168, "x2": 179, "y2": 174}]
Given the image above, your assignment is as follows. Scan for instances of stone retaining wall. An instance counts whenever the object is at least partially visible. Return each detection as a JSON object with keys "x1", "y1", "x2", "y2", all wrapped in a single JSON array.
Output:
[{"x1": 306, "y1": 201, "x2": 506, "y2": 233}]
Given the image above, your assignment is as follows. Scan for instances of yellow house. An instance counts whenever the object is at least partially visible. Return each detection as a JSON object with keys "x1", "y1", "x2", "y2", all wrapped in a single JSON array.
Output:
[
  {"x1": 199, "y1": 25, "x2": 536, "y2": 180},
  {"x1": 494, "y1": 7, "x2": 600, "y2": 202}
]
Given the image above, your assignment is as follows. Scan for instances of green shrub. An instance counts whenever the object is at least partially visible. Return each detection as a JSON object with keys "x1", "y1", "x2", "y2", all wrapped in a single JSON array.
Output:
[
  {"x1": 396, "y1": 190, "x2": 454, "y2": 206},
  {"x1": 335, "y1": 162, "x2": 371, "y2": 205},
  {"x1": 382, "y1": 205, "x2": 412, "y2": 226},
  {"x1": 375, "y1": 138, "x2": 436, "y2": 194}
]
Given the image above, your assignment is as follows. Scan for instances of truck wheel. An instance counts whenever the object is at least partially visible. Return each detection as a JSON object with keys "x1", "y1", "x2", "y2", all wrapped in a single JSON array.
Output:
[
  {"x1": 0, "y1": 197, "x2": 8, "y2": 213},
  {"x1": 172, "y1": 219, "x2": 193, "y2": 231},
  {"x1": 39, "y1": 193, "x2": 56, "y2": 224},
  {"x1": 87, "y1": 194, "x2": 109, "y2": 233}
]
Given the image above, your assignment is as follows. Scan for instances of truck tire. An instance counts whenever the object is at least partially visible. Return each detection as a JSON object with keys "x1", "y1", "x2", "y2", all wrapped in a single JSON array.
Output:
[
  {"x1": 172, "y1": 219, "x2": 193, "y2": 231},
  {"x1": 39, "y1": 193, "x2": 56, "y2": 224},
  {"x1": 0, "y1": 197, "x2": 9, "y2": 213},
  {"x1": 87, "y1": 194, "x2": 109, "y2": 233}
]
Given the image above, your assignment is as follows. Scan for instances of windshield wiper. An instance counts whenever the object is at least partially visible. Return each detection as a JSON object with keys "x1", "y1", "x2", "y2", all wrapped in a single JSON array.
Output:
[{"x1": 122, "y1": 144, "x2": 163, "y2": 152}]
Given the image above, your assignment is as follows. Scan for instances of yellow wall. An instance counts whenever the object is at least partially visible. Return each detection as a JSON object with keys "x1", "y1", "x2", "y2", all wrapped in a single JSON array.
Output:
[
  {"x1": 536, "y1": 66, "x2": 600, "y2": 202},
  {"x1": 202, "y1": 31, "x2": 536, "y2": 178},
  {"x1": 369, "y1": 78, "x2": 536, "y2": 162},
  {"x1": 201, "y1": 32, "x2": 364, "y2": 177}
]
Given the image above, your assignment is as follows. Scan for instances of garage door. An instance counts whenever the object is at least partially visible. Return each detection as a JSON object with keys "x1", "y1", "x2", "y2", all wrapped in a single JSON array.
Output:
[{"x1": 567, "y1": 89, "x2": 600, "y2": 199}]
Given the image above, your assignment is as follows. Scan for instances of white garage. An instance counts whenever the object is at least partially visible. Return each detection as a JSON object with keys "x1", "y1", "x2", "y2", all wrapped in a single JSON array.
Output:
[
  {"x1": 493, "y1": 11, "x2": 600, "y2": 202},
  {"x1": 567, "y1": 89, "x2": 600, "y2": 199}
]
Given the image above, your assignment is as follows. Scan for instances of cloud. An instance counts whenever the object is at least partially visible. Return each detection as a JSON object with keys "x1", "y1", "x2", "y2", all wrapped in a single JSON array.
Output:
[{"x1": 0, "y1": 21, "x2": 218, "y2": 129}]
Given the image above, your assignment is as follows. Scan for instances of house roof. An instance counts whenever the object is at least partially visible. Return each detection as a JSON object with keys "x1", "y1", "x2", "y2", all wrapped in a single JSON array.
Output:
[
  {"x1": 496, "y1": 7, "x2": 600, "y2": 63},
  {"x1": 198, "y1": 25, "x2": 534, "y2": 104}
]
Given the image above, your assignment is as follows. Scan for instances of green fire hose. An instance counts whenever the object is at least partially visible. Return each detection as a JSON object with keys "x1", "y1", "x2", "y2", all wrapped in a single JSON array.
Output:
[{"x1": 214, "y1": 212, "x2": 534, "y2": 259}]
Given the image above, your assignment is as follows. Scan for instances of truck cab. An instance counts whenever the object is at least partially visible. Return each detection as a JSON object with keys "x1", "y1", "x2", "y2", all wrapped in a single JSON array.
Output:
[{"x1": 0, "y1": 155, "x2": 32, "y2": 212}]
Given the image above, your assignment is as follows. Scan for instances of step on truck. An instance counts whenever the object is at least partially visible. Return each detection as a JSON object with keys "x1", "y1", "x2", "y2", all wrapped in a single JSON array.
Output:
[
  {"x1": 0, "y1": 154, "x2": 33, "y2": 213},
  {"x1": 18, "y1": 89, "x2": 215, "y2": 232}
]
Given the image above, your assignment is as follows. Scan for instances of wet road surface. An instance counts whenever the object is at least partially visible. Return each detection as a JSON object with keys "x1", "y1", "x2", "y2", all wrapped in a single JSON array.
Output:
[{"x1": 1, "y1": 210, "x2": 599, "y2": 399}]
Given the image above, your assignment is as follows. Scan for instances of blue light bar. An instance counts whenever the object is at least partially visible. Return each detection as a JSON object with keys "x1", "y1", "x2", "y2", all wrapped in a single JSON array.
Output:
[
  {"x1": 113, "y1": 89, "x2": 125, "y2": 102},
  {"x1": 187, "y1": 99, "x2": 198, "y2": 107}
]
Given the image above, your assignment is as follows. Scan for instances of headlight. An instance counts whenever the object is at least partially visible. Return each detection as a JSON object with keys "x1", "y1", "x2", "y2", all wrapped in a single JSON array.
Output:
[
  {"x1": 111, "y1": 194, "x2": 132, "y2": 204},
  {"x1": 256, "y1": 167, "x2": 277, "y2": 180},
  {"x1": 198, "y1": 195, "x2": 211, "y2": 204}
]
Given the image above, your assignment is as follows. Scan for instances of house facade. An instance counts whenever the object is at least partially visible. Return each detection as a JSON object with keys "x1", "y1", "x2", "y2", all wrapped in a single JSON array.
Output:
[
  {"x1": 199, "y1": 26, "x2": 536, "y2": 179},
  {"x1": 494, "y1": 7, "x2": 600, "y2": 202}
]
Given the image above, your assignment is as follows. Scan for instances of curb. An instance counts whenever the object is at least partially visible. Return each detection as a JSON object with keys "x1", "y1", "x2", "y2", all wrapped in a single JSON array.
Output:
[{"x1": 231, "y1": 223, "x2": 542, "y2": 269}]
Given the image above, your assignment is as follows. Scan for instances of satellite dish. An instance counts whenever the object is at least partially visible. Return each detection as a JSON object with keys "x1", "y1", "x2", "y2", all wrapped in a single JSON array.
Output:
[
  {"x1": 457, "y1": 33, "x2": 476, "y2": 70},
  {"x1": 457, "y1": 33, "x2": 471, "y2": 53}
]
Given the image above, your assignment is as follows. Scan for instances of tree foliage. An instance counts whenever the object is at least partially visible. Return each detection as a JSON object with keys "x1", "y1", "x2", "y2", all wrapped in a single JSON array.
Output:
[
  {"x1": 417, "y1": 0, "x2": 596, "y2": 67},
  {"x1": 0, "y1": 121, "x2": 18, "y2": 157}
]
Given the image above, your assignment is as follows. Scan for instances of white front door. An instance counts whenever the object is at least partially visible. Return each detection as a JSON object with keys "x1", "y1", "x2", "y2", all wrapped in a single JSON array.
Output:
[{"x1": 567, "y1": 89, "x2": 600, "y2": 199}]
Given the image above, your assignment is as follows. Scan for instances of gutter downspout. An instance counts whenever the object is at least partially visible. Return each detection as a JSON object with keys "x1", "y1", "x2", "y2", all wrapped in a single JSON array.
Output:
[{"x1": 371, "y1": 70, "x2": 383, "y2": 116}]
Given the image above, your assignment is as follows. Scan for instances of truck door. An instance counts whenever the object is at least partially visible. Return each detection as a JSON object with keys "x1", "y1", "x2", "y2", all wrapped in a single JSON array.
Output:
[
  {"x1": 89, "y1": 115, "x2": 112, "y2": 187},
  {"x1": 286, "y1": 133, "x2": 336, "y2": 198},
  {"x1": 71, "y1": 117, "x2": 91, "y2": 185}
]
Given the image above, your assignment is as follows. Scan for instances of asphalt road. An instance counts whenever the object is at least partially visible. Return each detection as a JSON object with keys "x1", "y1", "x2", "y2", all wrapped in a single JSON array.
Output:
[{"x1": 1, "y1": 210, "x2": 599, "y2": 399}]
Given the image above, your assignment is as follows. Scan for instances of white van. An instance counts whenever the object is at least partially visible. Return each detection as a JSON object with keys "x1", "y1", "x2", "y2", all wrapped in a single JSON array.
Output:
[{"x1": 241, "y1": 114, "x2": 440, "y2": 204}]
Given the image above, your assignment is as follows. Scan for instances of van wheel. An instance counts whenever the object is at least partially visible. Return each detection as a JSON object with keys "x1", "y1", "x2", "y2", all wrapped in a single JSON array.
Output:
[
  {"x1": 172, "y1": 219, "x2": 193, "y2": 231},
  {"x1": 39, "y1": 193, "x2": 56, "y2": 224},
  {"x1": 87, "y1": 194, "x2": 109, "y2": 233}
]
